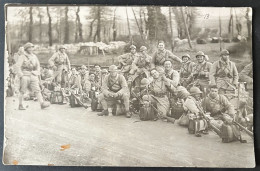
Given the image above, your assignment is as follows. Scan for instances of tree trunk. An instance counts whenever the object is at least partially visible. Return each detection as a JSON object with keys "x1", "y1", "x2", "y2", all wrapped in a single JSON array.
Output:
[
  {"x1": 76, "y1": 6, "x2": 83, "y2": 42},
  {"x1": 180, "y1": 7, "x2": 192, "y2": 49},
  {"x1": 39, "y1": 12, "x2": 42, "y2": 42},
  {"x1": 169, "y1": 7, "x2": 174, "y2": 51},
  {"x1": 88, "y1": 18, "x2": 96, "y2": 41},
  {"x1": 74, "y1": 16, "x2": 78, "y2": 42},
  {"x1": 112, "y1": 8, "x2": 117, "y2": 41},
  {"x1": 228, "y1": 8, "x2": 234, "y2": 38},
  {"x1": 139, "y1": 9, "x2": 143, "y2": 34},
  {"x1": 64, "y1": 6, "x2": 69, "y2": 44},
  {"x1": 219, "y1": 15, "x2": 222, "y2": 51},
  {"x1": 246, "y1": 7, "x2": 251, "y2": 38},
  {"x1": 96, "y1": 7, "x2": 101, "y2": 42},
  {"x1": 46, "y1": 6, "x2": 52, "y2": 46},
  {"x1": 132, "y1": 8, "x2": 145, "y2": 42},
  {"x1": 28, "y1": 7, "x2": 33, "y2": 42},
  {"x1": 126, "y1": 7, "x2": 132, "y2": 42}
]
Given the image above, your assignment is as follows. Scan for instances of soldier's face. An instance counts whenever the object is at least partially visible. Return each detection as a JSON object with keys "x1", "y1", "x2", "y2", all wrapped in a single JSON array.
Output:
[
  {"x1": 158, "y1": 43, "x2": 165, "y2": 50},
  {"x1": 182, "y1": 57, "x2": 189, "y2": 63},
  {"x1": 196, "y1": 56, "x2": 204, "y2": 63},
  {"x1": 130, "y1": 48, "x2": 136, "y2": 54},
  {"x1": 221, "y1": 55, "x2": 229, "y2": 61},
  {"x1": 209, "y1": 88, "x2": 218, "y2": 98},
  {"x1": 164, "y1": 61, "x2": 172, "y2": 70},
  {"x1": 72, "y1": 69, "x2": 76, "y2": 74},
  {"x1": 89, "y1": 74, "x2": 95, "y2": 81},
  {"x1": 110, "y1": 71, "x2": 117, "y2": 77},
  {"x1": 194, "y1": 94, "x2": 201, "y2": 101},
  {"x1": 95, "y1": 66, "x2": 101, "y2": 72},
  {"x1": 151, "y1": 70, "x2": 159, "y2": 79},
  {"x1": 60, "y1": 48, "x2": 66, "y2": 53},
  {"x1": 26, "y1": 47, "x2": 33, "y2": 54}
]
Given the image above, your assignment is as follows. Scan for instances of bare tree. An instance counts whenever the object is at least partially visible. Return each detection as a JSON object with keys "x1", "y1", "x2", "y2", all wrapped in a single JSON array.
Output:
[
  {"x1": 169, "y1": 7, "x2": 174, "y2": 51},
  {"x1": 28, "y1": 7, "x2": 33, "y2": 42},
  {"x1": 126, "y1": 7, "x2": 132, "y2": 42},
  {"x1": 245, "y1": 7, "x2": 252, "y2": 38},
  {"x1": 64, "y1": 6, "x2": 69, "y2": 43},
  {"x1": 46, "y1": 6, "x2": 53, "y2": 46},
  {"x1": 76, "y1": 6, "x2": 83, "y2": 42},
  {"x1": 132, "y1": 8, "x2": 145, "y2": 42},
  {"x1": 112, "y1": 7, "x2": 117, "y2": 41},
  {"x1": 180, "y1": 7, "x2": 192, "y2": 49}
]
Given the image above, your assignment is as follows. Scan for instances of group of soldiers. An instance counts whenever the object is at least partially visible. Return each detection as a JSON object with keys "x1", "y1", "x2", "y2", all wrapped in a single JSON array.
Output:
[{"x1": 10, "y1": 41, "x2": 253, "y2": 138}]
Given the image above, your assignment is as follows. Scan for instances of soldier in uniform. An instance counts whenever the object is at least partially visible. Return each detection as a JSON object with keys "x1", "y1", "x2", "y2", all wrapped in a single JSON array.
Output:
[
  {"x1": 142, "y1": 68, "x2": 174, "y2": 117},
  {"x1": 202, "y1": 85, "x2": 236, "y2": 129},
  {"x1": 15, "y1": 42, "x2": 50, "y2": 110},
  {"x1": 179, "y1": 54, "x2": 195, "y2": 87},
  {"x1": 164, "y1": 60, "x2": 180, "y2": 87},
  {"x1": 151, "y1": 40, "x2": 182, "y2": 69},
  {"x1": 78, "y1": 65, "x2": 89, "y2": 93},
  {"x1": 100, "y1": 69, "x2": 108, "y2": 86},
  {"x1": 98, "y1": 65, "x2": 131, "y2": 118},
  {"x1": 239, "y1": 62, "x2": 253, "y2": 90},
  {"x1": 118, "y1": 45, "x2": 137, "y2": 78},
  {"x1": 68, "y1": 67, "x2": 80, "y2": 89},
  {"x1": 48, "y1": 45, "x2": 71, "y2": 85},
  {"x1": 209, "y1": 49, "x2": 238, "y2": 94},
  {"x1": 190, "y1": 51, "x2": 212, "y2": 91},
  {"x1": 94, "y1": 64, "x2": 102, "y2": 84}
]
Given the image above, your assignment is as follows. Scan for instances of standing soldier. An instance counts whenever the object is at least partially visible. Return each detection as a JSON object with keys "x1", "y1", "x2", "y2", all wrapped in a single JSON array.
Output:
[
  {"x1": 48, "y1": 45, "x2": 71, "y2": 85},
  {"x1": 151, "y1": 40, "x2": 182, "y2": 69},
  {"x1": 239, "y1": 62, "x2": 253, "y2": 90},
  {"x1": 15, "y1": 42, "x2": 50, "y2": 110},
  {"x1": 179, "y1": 54, "x2": 195, "y2": 87},
  {"x1": 191, "y1": 51, "x2": 212, "y2": 91},
  {"x1": 98, "y1": 65, "x2": 131, "y2": 118},
  {"x1": 118, "y1": 45, "x2": 137, "y2": 78},
  {"x1": 209, "y1": 49, "x2": 238, "y2": 94}
]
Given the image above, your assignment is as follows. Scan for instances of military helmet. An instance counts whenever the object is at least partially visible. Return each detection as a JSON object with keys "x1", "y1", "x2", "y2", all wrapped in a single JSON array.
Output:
[
  {"x1": 156, "y1": 66, "x2": 165, "y2": 74},
  {"x1": 142, "y1": 95, "x2": 150, "y2": 101},
  {"x1": 24, "y1": 42, "x2": 34, "y2": 50},
  {"x1": 140, "y1": 46, "x2": 147, "y2": 52},
  {"x1": 220, "y1": 49, "x2": 229, "y2": 56},
  {"x1": 177, "y1": 89, "x2": 190, "y2": 99},
  {"x1": 140, "y1": 78, "x2": 150, "y2": 87},
  {"x1": 189, "y1": 86, "x2": 202, "y2": 95},
  {"x1": 59, "y1": 45, "x2": 67, "y2": 50},
  {"x1": 109, "y1": 65, "x2": 118, "y2": 72},
  {"x1": 101, "y1": 69, "x2": 108, "y2": 73},
  {"x1": 182, "y1": 54, "x2": 191, "y2": 59},
  {"x1": 130, "y1": 45, "x2": 136, "y2": 49},
  {"x1": 81, "y1": 65, "x2": 87, "y2": 70},
  {"x1": 196, "y1": 51, "x2": 205, "y2": 58}
]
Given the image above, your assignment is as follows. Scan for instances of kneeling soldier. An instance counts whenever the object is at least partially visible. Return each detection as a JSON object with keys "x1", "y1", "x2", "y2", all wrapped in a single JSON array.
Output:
[
  {"x1": 98, "y1": 65, "x2": 131, "y2": 118},
  {"x1": 202, "y1": 85, "x2": 236, "y2": 129}
]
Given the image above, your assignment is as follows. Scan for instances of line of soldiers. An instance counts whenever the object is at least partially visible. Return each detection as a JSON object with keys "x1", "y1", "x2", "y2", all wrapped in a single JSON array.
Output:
[{"x1": 12, "y1": 41, "x2": 253, "y2": 137}]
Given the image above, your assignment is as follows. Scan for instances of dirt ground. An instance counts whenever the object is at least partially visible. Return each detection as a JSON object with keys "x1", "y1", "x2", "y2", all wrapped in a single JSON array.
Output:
[{"x1": 3, "y1": 97, "x2": 255, "y2": 167}]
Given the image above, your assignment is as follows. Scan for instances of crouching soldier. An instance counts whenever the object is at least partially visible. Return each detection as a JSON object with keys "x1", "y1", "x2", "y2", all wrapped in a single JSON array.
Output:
[
  {"x1": 98, "y1": 65, "x2": 131, "y2": 118},
  {"x1": 209, "y1": 50, "x2": 239, "y2": 94},
  {"x1": 182, "y1": 87, "x2": 208, "y2": 137},
  {"x1": 202, "y1": 85, "x2": 236, "y2": 130},
  {"x1": 239, "y1": 62, "x2": 253, "y2": 90},
  {"x1": 179, "y1": 54, "x2": 195, "y2": 87},
  {"x1": 15, "y1": 42, "x2": 50, "y2": 110},
  {"x1": 190, "y1": 51, "x2": 212, "y2": 91}
]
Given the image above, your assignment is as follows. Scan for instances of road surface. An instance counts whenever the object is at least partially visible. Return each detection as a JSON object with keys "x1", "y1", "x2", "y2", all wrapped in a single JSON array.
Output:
[{"x1": 3, "y1": 97, "x2": 255, "y2": 167}]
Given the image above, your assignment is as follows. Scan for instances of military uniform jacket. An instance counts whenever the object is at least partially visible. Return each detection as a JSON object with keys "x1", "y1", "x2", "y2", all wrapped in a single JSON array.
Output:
[
  {"x1": 132, "y1": 53, "x2": 152, "y2": 69},
  {"x1": 69, "y1": 74, "x2": 80, "y2": 89},
  {"x1": 209, "y1": 59, "x2": 238, "y2": 85},
  {"x1": 15, "y1": 52, "x2": 41, "y2": 77},
  {"x1": 151, "y1": 49, "x2": 182, "y2": 68},
  {"x1": 149, "y1": 77, "x2": 173, "y2": 96},
  {"x1": 239, "y1": 63, "x2": 253, "y2": 81},
  {"x1": 79, "y1": 72, "x2": 89, "y2": 92},
  {"x1": 48, "y1": 51, "x2": 71, "y2": 68},
  {"x1": 202, "y1": 94, "x2": 235, "y2": 117},
  {"x1": 192, "y1": 61, "x2": 212, "y2": 80},
  {"x1": 165, "y1": 69, "x2": 180, "y2": 87},
  {"x1": 102, "y1": 74, "x2": 128, "y2": 95},
  {"x1": 180, "y1": 61, "x2": 195, "y2": 78},
  {"x1": 184, "y1": 96, "x2": 201, "y2": 115},
  {"x1": 118, "y1": 53, "x2": 137, "y2": 73}
]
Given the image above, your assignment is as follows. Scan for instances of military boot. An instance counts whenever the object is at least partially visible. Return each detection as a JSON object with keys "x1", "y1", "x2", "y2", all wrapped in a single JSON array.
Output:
[
  {"x1": 18, "y1": 105, "x2": 26, "y2": 110},
  {"x1": 41, "y1": 101, "x2": 50, "y2": 109},
  {"x1": 125, "y1": 111, "x2": 132, "y2": 118},
  {"x1": 98, "y1": 109, "x2": 109, "y2": 116}
]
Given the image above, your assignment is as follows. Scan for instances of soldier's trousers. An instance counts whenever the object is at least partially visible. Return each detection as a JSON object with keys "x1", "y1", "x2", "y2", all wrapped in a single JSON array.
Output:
[
  {"x1": 216, "y1": 78, "x2": 235, "y2": 94},
  {"x1": 53, "y1": 65, "x2": 68, "y2": 84},
  {"x1": 98, "y1": 92, "x2": 130, "y2": 111}
]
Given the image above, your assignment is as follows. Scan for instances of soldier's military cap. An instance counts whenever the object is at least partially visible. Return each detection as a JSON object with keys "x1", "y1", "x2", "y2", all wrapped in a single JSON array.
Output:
[
  {"x1": 140, "y1": 78, "x2": 150, "y2": 87},
  {"x1": 109, "y1": 65, "x2": 118, "y2": 72},
  {"x1": 195, "y1": 51, "x2": 205, "y2": 58},
  {"x1": 24, "y1": 42, "x2": 34, "y2": 50},
  {"x1": 182, "y1": 54, "x2": 191, "y2": 59},
  {"x1": 189, "y1": 86, "x2": 202, "y2": 95},
  {"x1": 220, "y1": 49, "x2": 229, "y2": 56},
  {"x1": 177, "y1": 89, "x2": 190, "y2": 99},
  {"x1": 140, "y1": 46, "x2": 147, "y2": 52},
  {"x1": 130, "y1": 45, "x2": 136, "y2": 49},
  {"x1": 81, "y1": 65, "x2": 87, "y2": 70}
]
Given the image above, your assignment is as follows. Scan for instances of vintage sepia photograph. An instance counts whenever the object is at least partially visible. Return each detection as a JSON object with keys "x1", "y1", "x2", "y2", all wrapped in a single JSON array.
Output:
[{"x1": 3, "y1": 5, "x2": 254, "y2": 167}]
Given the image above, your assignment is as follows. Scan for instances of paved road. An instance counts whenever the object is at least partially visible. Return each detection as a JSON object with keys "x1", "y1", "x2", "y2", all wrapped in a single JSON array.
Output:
[{"x1": 3, "y1": 97, "x2": 255, "y2": 167}]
